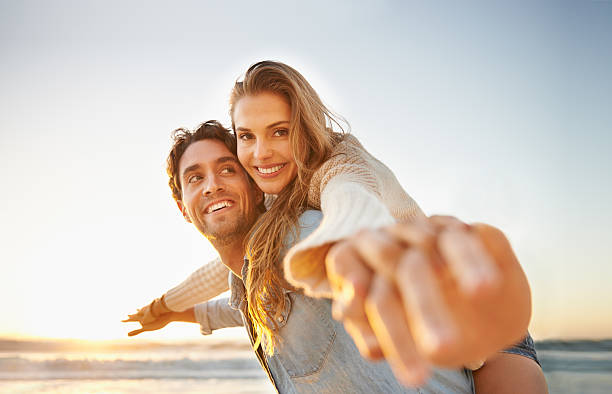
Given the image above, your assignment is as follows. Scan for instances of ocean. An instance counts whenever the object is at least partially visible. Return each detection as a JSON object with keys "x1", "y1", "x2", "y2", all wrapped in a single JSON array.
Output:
[{"x1": 0, "y1": 338, "x2": 610, "y2": 393}]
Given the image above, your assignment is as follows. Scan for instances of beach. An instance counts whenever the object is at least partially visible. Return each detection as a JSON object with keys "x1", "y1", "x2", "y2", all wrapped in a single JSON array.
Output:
[{"x1": 1, "y1": 338, "x2": 610, "y2": 393}]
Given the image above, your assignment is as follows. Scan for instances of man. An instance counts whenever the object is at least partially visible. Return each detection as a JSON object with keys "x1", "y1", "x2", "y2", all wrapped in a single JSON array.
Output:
[{"x1": 125, "y1": 120, "x2": 475, "y2": 393}]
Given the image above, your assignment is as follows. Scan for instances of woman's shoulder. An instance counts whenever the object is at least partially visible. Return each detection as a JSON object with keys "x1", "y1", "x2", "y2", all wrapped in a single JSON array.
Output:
[{"x1": 331, "y1": 133, "x2": 366, "y2": 155}]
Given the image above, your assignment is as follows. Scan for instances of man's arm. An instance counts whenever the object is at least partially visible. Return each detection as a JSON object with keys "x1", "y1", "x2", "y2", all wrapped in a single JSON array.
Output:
[
  {"x1": 125, "y1": 308, "x2": 197, "y2": 336},
  {"x1": 124, "y1": 298, "x2": 243, "y2": 336},
  {"x1": 124, "y1": 257, "x2": 230, "y2": 327},
  {"x1": 194, "y1": 298, "x2": 243, "y2": 335}
]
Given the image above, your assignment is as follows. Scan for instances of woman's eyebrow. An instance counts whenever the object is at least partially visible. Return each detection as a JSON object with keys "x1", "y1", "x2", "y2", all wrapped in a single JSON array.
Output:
[
  {"x1": 265, "y1": 120, "x2": 289, "y2": 129},
  {"x1": 235, "y1": 120, "x2": 289, "y2": 132}
]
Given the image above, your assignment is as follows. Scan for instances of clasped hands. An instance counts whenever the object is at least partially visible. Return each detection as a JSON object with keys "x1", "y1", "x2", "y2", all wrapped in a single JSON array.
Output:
[
  {"x1": 325, "y1": 215, "x2": 531, "y2": 386},
  {"x1": 122, "y1": 296, "x2": 173, "y2": 336}
]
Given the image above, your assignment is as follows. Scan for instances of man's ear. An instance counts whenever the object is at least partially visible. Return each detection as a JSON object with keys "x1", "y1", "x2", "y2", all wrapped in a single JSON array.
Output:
[{"x1": 176, "y1": 200, "x2": 192, "y2": 223}]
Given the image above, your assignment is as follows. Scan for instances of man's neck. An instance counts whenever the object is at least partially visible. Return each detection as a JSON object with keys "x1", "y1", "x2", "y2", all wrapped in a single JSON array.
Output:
[{"x1": 214, "y1": 238, "x2": 246, "y2": 278}]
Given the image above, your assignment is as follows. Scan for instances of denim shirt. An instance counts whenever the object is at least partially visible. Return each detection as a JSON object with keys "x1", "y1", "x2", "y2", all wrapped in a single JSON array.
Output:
[{"x1": 198, "y1": 210, "x2": 475, "y2": 393}]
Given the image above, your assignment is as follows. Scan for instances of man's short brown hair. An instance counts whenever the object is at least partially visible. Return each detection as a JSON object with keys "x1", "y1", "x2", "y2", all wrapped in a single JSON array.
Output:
[{"x1": 166, "y1": 120, "x2": 236, "y2": 202}]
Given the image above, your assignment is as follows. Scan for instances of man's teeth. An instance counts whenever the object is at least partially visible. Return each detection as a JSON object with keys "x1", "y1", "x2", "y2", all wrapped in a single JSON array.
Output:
[
  {"x1": 257, "y1": 164, "x2": 285, "y2": 174},
  {"x1": 206, "y1": 200, "x2": 233, "y2": 213}
]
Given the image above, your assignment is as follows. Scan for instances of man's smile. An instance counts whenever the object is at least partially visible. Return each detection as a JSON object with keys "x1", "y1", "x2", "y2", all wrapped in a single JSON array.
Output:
[{"x1": 204, "y1": 199, "x2": 235, "y2": 214}]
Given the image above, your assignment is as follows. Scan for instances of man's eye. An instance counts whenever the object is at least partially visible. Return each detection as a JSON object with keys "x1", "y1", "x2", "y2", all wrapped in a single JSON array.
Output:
[
  {"x1": 188, "y1": 175, "x2": 202, "y2": 183},
  {"x1": 273, "y1": 128, "x2": 288, "y2": 137},
  {"x1": 220, "y1": 167, "x2": 235, "y2": 175}
]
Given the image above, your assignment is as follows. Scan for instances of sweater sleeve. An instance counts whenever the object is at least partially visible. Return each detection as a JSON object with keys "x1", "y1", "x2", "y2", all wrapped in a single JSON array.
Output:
[
  {"x1": 164, "y1": 256, "x2": 230, "y2": 312},
  {"x1": 283, "y1": 135, "x2": 424, "y2": 297}
]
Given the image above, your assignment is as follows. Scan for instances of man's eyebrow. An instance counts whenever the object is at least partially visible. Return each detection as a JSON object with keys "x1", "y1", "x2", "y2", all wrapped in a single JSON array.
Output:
[
  {"x1": 182, "y1": 156, "x2": 238, "y2": 178},
  {"x1": 217, "y1": 156, "x2": 239, "y2": 164},
  {"x1": 181, "y1": 163, "x2": 200, "y2": 178},
  {"x1": 235, "y1": 120, "x2": 289, "y2": 132}
]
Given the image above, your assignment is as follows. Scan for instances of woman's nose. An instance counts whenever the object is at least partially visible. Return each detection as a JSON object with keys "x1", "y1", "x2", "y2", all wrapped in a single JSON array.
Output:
[{"x1": 253, "y1": 140, "x2": 273, "y2": 161}]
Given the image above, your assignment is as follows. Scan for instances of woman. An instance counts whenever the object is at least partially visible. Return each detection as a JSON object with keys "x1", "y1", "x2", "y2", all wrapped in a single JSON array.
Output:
[{"x1": 128, "y1": 61, "x2": 544, "y2": 391}]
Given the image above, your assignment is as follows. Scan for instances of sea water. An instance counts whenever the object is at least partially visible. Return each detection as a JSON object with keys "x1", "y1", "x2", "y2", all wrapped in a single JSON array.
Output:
[
  {"x1": 1, "y1": 339, "x2": 611, "y2": 393},
  {"x1": 0, "y1": 339, "x2": 273, "y2": 393}
]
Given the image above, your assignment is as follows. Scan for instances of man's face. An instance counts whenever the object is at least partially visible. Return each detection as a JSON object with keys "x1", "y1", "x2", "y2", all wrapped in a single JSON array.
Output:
[{"x1": 177, "y1": 139, "x2": 262, "y2": 245}]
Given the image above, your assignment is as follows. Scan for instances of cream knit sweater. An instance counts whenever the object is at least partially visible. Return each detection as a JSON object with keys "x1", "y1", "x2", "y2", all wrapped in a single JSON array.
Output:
[{"x1": 164, "y1": 134, "x2": 423, "y2": 311}]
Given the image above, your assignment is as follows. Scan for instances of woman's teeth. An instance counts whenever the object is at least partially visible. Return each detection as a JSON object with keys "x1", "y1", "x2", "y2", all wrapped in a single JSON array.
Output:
[{"x1": 257, "y1": 164, "x2": 285, "y2": 174}]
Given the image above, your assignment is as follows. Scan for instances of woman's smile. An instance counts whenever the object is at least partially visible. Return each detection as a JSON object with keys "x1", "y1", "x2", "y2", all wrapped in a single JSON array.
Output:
[{"x1": 255, "y1": 163, "x2": 287, "y2": 177}]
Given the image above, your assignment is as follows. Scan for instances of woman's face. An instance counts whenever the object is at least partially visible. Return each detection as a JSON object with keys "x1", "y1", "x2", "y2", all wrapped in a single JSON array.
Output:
[{"x1": 233, "y1": 92, "x2": 298, "y2": 195}]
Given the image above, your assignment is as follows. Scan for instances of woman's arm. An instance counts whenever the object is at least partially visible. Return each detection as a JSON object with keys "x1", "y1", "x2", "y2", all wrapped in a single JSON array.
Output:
[
  {"x1": 164, "y1": 256, "x2": 230, "y2": 311},
  {"x1": 474, "y1": 352, "x2": 548, "y2": 394},
  {"x1": 124, "y1": 257, "x2": 230, "y2": 327},
  {"x1": 283, "y1": 134, "x2": 423, "y2": 296},
  {"x1": 124, "y1": 298, "x2": 244, "y2": 337},
  {"x1": 325, "y1": 217, "x2": 533, "y2": 385}
]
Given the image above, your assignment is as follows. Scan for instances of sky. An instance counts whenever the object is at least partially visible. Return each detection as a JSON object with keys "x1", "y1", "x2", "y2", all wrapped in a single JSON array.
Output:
[{"x1": 0, "y1": 0, "x2": 611, "y2": 342}]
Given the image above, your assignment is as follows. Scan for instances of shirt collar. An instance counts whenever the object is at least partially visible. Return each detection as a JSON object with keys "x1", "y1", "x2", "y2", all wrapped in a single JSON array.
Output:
[{"x1": 228, "y1": 257, "x2": 249, "y2": 310}]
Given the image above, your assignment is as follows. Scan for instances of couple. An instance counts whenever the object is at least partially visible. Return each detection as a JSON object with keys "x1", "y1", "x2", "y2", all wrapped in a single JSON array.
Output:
[{"x1": 125, "y1": 61, "x2": 546, "y2": 393}]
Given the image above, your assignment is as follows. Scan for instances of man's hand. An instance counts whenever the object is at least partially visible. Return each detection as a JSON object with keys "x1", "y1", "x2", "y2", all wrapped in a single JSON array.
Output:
[{"x1": 325, "y1": 215, "x2": 532, "y2": 386}]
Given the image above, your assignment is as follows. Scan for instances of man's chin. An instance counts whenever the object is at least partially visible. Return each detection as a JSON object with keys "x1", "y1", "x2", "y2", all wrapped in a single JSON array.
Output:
[{"x1": 200, "y1": 223, "x2": 250, "y2": 246}]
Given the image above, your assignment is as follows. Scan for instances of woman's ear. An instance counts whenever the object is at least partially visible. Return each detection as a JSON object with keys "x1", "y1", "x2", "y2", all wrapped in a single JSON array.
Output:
[{"x1": 176, "y1": 200, "x2": 192, "y2": 223}]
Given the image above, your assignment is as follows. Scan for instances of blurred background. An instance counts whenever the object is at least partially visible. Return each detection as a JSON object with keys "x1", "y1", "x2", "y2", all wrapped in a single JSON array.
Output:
[{"x1": 1, "y1": 1, "x2": 611, "y2": 392}]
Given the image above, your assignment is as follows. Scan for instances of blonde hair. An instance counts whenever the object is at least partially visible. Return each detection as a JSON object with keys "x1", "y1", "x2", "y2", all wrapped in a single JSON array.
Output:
[{"x1": 230, "y1": 61, "x2": 347, "y2": 354}]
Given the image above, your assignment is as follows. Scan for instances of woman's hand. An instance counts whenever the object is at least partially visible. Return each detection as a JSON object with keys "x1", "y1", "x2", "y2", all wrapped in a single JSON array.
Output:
[
  {"x1": 325, "y1": 215, "x2": 532, "y2": 386},
  {"x1": 123, "y1": 296, "x2": 173, "y2": 335},
  {"x1": 123, "y1": 311, "x2": 175, "y2": 336}
]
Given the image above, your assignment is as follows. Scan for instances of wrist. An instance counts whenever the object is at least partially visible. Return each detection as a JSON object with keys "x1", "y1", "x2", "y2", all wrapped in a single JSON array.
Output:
[{"x1": 151, "y1": 296, "x2": 171, "y2": 317}]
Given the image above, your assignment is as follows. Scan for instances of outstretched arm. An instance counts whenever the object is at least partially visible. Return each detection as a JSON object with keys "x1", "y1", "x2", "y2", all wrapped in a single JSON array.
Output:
[
  {"x1": 124, "y1": 298, "x2": 243, "y2": 337},
  {"x1": 283, "y1": 135, "x2": 424, "y2": 297},
  {"x1": 124, "y1": 307, "x2": 197, "y2": 336},
  {"x1": 325, "y1": 215, "x2": 534, "y2": 386},
  {"x1": 124, "y1": 257, "x2": 229, "y2": 328}
]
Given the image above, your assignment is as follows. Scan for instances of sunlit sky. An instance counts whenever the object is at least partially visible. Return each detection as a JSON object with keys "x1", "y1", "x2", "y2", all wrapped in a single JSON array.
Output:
[{"x1": 1, "y1": 1, "x2": 611, "y2": 343}]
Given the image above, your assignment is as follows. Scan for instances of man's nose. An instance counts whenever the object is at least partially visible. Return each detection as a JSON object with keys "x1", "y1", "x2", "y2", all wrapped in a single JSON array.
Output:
[
  {"x1": 202, "y1": 174, "x2": 224, "y2": 196},
  {"x1": 253, "y1": 139, "x2": 273, "y2": 161}
]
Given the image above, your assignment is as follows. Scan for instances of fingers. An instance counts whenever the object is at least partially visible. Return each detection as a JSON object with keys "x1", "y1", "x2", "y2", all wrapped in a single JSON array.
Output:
[
  {"x1": 438, "y1": 227, "x2": 501, "y2": 297},
  {"x1": 385, "y1": 220, "x2": 436, "y2": 250},
  {"x1": 343, "y1": 318, "x2": 384, "y2": 360},
  {"x1": 326, "y1": 241, "x2": 372, "y2": 321},
  {"x1": 349, "y1": 229, "x2": 405, "y2": 281},
  {"x1": 326, "y1": 241, "x2": 383, "y2": 359},
  {"x1": 428, "y1": 215, "x2": 469, "y2": 231},
  {"x1": 470, "y1": 223, "x2": 519, "y2": 271},
  {"x1": 128, "y1": 328, "x2": 145, "y2": 336},
  {"x1": 365, "y1": 275, "x2": 429, "y2": 386},
  {"x1": 122, "y1": 313, "x2": 143, "y2": 323},
  {"x1": 395, "y1": 248, "x2": 459, "y2": 365}
]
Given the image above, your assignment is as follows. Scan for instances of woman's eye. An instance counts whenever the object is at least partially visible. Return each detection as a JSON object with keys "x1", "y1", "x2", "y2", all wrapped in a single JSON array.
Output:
[
  {"x1": 238, "y1": 132, "x2": 254, "y2": 141},
  {"x1": 273, "y1": 128, "x2": 288, "y2": 137}
]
